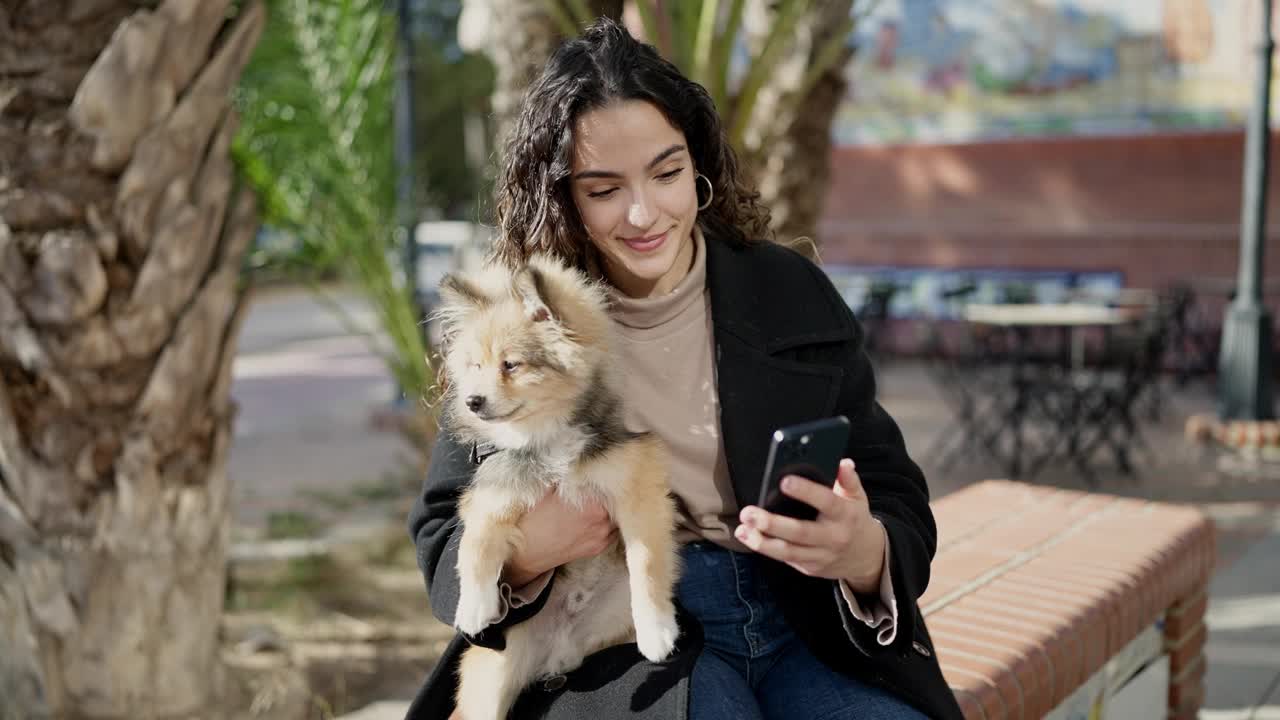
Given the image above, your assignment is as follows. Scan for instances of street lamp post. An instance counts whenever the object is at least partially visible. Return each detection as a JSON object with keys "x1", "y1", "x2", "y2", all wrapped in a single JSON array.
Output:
[
  {"x1": 1219, "y1": 0, "x2": 1276, "y2": 420},
  {"x1": 392, "y1": 0, "x2": 428, "y2": 408},
  {"x1": 395, "y1": 0, "x2": 424, "y2": 340}
]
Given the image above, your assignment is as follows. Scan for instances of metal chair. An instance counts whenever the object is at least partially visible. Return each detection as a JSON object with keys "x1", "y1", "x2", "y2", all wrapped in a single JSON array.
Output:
[
  {"x1": 1160, "y1": 283, "x2": 1218, "y2": 389},
  {"x1": 857, "y1": 280, "x2": 900, "y2": 360},
  {"x1": 921, "y1": 283, "x2": 1016, "y2": 471},
  {"x1": 1064, "y1": 309, "x2": 1170, "y2": 481}
]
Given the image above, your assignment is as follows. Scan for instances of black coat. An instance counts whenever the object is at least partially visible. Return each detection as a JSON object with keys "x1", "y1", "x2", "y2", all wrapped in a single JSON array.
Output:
[{"x1": 405, "y1": 234, "x2": 965, "y2": 720}]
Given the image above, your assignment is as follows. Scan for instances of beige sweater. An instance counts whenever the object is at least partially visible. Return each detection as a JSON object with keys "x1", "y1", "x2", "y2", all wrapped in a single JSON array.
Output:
[{"x1": 609, "y1": 228, "x2": 746, "y2": 550}]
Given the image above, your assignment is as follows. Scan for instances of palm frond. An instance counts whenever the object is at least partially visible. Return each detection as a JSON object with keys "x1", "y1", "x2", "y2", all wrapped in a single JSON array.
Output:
[
  {"x1": 708, "y1": 0, "x2": 745, "y2": 111},
  {"x1": 669, "y1": 0, "x2": 698, "y2": 72},
  {"x1": 690, "y1": 0, "x2": 719, "y2": 89},
  {"x1": 542, "y1": 0, "x2": 583, "y2": 37},
  {"x1": 726, "y1": 0, "x2": 810, "y2": 149},
  {"x1": 796, "y1": 15, "x2": 855, "y2": 99},
  {"x1": 564, "y1": 0, "x2": 593, "y2": 25},
  {"x1": 235, "y1": 0, "x2": 433, "y2": 402},
  {"x1": 633, "y1": 0, "x2": 670, "y2": 59}
]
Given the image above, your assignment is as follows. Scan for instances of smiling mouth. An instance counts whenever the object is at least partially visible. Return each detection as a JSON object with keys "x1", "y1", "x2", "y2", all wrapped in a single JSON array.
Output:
[
  {"x1": 476, "y1": 404, "x2": 524, "y2": 422},
  {"x1": 620, "y1": 228, "x2": 670, "y2": 252}
]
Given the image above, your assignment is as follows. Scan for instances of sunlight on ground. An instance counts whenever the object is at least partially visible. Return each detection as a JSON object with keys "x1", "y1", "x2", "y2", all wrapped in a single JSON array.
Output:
[
  {"x1": 1206, "y1": 594, "x2": 1280, "y2": 633},
  {"x1": 1200, "y1": 708, "x2": 1280, "y2": 720}
]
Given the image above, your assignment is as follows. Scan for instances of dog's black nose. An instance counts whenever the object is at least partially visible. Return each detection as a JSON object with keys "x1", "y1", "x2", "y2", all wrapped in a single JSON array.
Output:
[{"x1": 465, "y1": 395, "x2": 486, "y2": 412}]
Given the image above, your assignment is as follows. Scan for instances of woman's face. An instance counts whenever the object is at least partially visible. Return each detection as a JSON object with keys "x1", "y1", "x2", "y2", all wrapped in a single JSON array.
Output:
[{"x1": 569, "y1": 100, "x2": 698, "y2": 299}]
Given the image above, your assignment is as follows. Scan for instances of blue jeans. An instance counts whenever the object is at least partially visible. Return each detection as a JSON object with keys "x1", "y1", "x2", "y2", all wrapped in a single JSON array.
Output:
[{"x1": 677, "y1": 541, "x2": 928, "y2": 720}]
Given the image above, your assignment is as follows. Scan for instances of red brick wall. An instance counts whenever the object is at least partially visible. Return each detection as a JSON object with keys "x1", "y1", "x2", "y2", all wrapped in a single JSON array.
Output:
[{"x1": 818, "y1": 130, "x2": 1280, "y2": 318}]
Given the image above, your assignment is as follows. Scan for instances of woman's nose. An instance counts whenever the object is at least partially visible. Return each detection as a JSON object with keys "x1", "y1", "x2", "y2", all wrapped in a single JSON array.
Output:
[{"x1": 627, "y1": 192, "x2": 654, "y2": 228}]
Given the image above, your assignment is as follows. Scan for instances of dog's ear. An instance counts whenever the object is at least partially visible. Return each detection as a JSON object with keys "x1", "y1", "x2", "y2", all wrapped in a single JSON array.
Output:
[
  {"x1": 439, "y1": 274, "x2": 488, "y2": 310},
  {"x1": 435, "y1": 273, "x2": 488, "y2": 341},
  {"x1": 512, "y1": 266, "x2": 556, "y2": 323}
]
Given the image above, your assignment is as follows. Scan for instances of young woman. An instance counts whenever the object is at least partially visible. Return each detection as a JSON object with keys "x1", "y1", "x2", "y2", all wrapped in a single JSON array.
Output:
[{"x1": 407, "y1": 18, "x2": 964, "y2": 720}]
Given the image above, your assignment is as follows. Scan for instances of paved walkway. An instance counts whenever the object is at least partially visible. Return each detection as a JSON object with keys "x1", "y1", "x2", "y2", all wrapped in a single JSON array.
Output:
[
  {"x1": 230, "y1": 286, "x2": 1280, "y2": 719},
  {"x1": 229, "y1": 286, "x2": 415, "y2": 532},
  {"x1": 1199, "y1": 507, "x2": 1280, "y2": 719}
]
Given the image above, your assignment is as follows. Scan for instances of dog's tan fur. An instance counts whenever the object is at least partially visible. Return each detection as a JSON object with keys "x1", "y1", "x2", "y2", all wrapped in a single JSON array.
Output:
[{"x1": 436, "y1": 256, "x2": 679, "y2": 720}]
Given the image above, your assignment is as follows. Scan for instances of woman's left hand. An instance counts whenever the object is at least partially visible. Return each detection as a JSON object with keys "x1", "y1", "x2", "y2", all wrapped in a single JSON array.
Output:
[{"x1": 734, "y1": 459, "x2": 886, "y2": 594}]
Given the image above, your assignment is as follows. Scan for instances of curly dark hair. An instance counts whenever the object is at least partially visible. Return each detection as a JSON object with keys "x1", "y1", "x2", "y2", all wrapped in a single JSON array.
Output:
[{"x1": 491, "y1": 16, "x2": 771, "y2": 270}]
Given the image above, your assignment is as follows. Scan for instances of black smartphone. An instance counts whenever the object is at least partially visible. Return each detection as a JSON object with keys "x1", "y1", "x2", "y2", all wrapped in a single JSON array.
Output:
[{"x1": 756, "y1": 416, "x2": 851, "y2": 521}]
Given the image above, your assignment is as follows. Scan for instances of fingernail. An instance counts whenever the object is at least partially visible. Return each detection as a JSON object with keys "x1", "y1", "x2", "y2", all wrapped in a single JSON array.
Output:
[
  {"x1": 735, "y1": 525, "x2": 748, "y2": 539},
  {"x1": 782, "y1": 476, "x2": 794, "y2": 491}
]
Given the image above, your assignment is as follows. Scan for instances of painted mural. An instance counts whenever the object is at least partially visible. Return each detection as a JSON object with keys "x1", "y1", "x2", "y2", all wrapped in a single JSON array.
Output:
[{"x1": 837, "y1": 0, "x2": 1271, "y2": 145}]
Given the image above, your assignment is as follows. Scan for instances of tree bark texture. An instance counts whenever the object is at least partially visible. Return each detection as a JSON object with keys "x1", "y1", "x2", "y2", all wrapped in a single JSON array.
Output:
[
  {"x1": 742, "y1": 0, "x2": 854, "y2": 260},
  {"x1": 0, "y1": 1, "x2": 264, "y2": 717}
]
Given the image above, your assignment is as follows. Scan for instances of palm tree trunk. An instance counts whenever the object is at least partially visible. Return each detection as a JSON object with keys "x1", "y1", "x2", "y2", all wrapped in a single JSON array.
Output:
[
  {"x1": 742, "y1": 0, "x2": 854, "y2": 260},
  {"x1": 0, "y1": 1, "x2": 264, "y2": 717}
]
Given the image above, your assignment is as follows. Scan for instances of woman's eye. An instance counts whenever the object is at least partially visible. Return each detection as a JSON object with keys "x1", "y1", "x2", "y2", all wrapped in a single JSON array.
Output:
[
  {"x1": 656, "y1": 167, "x2": 683, "y2": 182},
  {"x1": 501, "y1": 360, "x2": 522, "y2": 372},
  {"x1": 586, "y1": 187, "x2": 618, "y2": 199}
]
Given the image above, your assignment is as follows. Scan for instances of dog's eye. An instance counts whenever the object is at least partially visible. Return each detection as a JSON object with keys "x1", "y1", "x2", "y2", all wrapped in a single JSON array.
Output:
[{"x1": 501, "y1": 360, "x2": 522, "y2": 373}]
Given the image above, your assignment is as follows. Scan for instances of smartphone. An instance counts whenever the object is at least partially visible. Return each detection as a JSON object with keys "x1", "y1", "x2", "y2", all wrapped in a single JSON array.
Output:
[{"x1": 756, "y1": 416, "x2": 851, "y2": 521}]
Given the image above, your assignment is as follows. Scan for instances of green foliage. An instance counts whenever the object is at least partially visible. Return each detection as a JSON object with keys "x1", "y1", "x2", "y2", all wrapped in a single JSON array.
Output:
[
  {"x1": 411, "y1": 0, "x2": 495, "y2": 221},
  {"x1": 225, "y1": 554, "x2": 341, "y2": 613},
  {"x1": 234, "y1": 0, "x2": 433, "y2": 404},
  {"x1": 580, "y1": 0, "x2": 858, "y2": 153},
  {"x1": 265, "y1": 510, "x2": 326, "y2": 540}
]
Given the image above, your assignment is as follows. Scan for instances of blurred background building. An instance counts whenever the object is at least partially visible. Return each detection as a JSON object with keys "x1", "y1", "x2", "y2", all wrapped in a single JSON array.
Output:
[{"x1": 821, "y1": 0, "x2": 1278, "y2": 347}]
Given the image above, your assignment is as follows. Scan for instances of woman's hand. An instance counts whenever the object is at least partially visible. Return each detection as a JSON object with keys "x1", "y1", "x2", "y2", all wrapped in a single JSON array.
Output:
[
  {"x1": 502, "y1": 489, "x2": 616, "y2": 587},
  {"x1": 734, "y1": 459, "x2": 886, "y2": 593}
]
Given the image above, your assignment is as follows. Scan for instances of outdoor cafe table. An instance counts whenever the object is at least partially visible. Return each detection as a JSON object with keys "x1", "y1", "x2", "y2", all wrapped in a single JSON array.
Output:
[
  {"x1": 960, "y1": 303, "x2": 1142, "y2": 477},
  {"x1": 963, "y1": 303, "x2": 1140, "y2": 369}
]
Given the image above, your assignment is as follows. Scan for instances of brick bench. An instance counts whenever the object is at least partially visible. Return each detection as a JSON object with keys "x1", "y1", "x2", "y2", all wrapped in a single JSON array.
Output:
[{"x1": 926, "y1": 480, "x2": 1215, "y2": 720}]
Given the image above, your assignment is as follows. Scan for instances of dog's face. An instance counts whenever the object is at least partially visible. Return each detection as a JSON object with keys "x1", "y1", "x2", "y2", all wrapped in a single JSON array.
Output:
[{"x1": 436, "y1": 258, "x2": 610, "y2": 444}]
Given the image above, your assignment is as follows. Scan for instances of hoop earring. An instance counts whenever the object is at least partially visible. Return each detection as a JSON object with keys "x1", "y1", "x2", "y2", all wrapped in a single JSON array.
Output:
[{"x1": 696, "y1": 173, "x2": 714, "y2": 211}]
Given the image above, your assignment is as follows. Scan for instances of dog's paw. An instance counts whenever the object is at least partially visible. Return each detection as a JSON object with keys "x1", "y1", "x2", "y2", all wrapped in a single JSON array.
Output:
[
  {"x1": 635, "y1": 609, "x2": 679, "y2": 663},
  {"x1": 455, "y1": 585, "x2": 501, "y2": 636}
]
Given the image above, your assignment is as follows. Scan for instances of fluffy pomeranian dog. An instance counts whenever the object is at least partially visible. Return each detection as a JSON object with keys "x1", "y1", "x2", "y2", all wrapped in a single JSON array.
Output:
[{"x1": 435, "y1": 255, "x2": 680, "y2": 720}]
